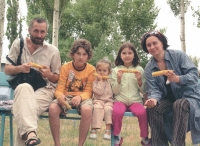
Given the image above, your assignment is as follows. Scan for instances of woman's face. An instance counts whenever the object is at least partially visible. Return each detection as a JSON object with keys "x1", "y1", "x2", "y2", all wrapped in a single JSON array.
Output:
[
  {"x1": 146, "y1": 36, "x2": 164, "y2": 57},
  {"x1": 72, "y1": 47, "x2": 88, "y2": 67}
]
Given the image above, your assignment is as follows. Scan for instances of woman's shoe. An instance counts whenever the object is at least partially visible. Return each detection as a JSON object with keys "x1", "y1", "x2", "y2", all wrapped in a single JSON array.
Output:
[
  {"x1": 89, "y1": 129, "x2": 97, "y2": 139},
  {"x1": 141, "y1": 138, "x2": 152, "y2": 146},
  {"x1": 114, "y1": 136, "x2": 123, "y2": 146},
  {"x1": 103, "y1": 130, "x2": 111, "y2": 140}
]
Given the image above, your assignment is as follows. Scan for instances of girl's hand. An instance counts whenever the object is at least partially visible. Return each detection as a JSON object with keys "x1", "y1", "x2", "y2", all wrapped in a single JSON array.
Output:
[
  {"x1": 134, "y1": 72, "x2": 142, "y2": 86},
  {"x1": 97, "y1": 75, "x2": 103, "y2": 81},
  {"x1": 71, "y1": 95, "x2": 82, "y2": 107},
  {"x1": 117, "y1": 70, "x2": 123, "y2": 84},
  {"x1": 144, "y1": 99, "x2": 157, "y2": 108}
]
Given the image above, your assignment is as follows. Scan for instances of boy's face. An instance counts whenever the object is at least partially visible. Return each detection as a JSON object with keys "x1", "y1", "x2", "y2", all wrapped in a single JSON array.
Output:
[{"x1": 73, "y1": 47, "x2": 89, "y2": 68}]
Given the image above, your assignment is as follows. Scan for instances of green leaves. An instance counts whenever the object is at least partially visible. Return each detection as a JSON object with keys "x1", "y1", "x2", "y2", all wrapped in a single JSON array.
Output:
[
  {"x1": 6, "y1": 0, "x2": 159, "y2": 68},
  {"x1": 167, "y1": 0, "x2": 191, "y2": 17}
]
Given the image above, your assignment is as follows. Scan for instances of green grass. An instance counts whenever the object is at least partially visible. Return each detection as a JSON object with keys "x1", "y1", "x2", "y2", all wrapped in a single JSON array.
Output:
[{"x1": 2, "y1": 115, "x2": 193, "y2": 146}]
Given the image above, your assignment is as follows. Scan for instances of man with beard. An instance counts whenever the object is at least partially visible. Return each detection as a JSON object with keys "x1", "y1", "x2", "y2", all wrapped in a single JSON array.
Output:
[{"x1": 4, "y1": 18, "x2": 61, "y2": 146}]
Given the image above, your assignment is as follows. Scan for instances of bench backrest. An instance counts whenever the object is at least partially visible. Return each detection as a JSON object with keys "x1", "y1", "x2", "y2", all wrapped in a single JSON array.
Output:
[{"x1": 0, "y1": 72, "x2": 14, "y2": 100}]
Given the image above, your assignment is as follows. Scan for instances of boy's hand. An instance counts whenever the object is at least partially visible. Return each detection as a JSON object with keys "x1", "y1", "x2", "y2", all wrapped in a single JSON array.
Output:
[{"x1": 71, "y1": 95, "x2": 81, "y2": 107}]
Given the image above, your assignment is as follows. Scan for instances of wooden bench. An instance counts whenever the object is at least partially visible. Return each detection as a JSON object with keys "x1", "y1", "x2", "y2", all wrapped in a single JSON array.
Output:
[
  {"x1": 0, "y1": 72, "x2": 14, "y2": 146},
  {"x1": 0, "y1": 72, "x2": 134, "y2": 146}
]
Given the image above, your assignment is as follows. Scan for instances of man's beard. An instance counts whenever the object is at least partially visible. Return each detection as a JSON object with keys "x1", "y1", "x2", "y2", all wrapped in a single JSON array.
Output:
[{"x1": 30, "y1": 35, "x2": 45, "y2": 45}]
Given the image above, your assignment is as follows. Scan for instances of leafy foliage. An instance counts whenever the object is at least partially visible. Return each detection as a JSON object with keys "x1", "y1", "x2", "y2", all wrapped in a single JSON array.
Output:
[
  {"x1": 192, "y1": 6, "x2": 200, "y2": 28},
  {"x1": 189, "y1": 55, "x2": 200, "y2": 68},
  {"x1": 58, "y1": 0, "x2": 159, "y2": 68},
  {"x1": 7, "y1": 0, "x2": 160, "y2": 69},
  {"x1": 26, "y1": 0, "x2": 69, "y2": 42},
  {"x1": 117, "y1": 0, "x2": 158, "y2": 68},
  {"x1": 167, "y1": 0, "x2": 191, "y2": 17},
  {"x1": 6, "y1": 0, "x2": 23, "y2": 48}
]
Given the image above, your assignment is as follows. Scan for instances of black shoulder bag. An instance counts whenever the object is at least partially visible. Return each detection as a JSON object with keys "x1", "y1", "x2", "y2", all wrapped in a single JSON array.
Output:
[{"x1": 6, "y1": 38, "x2": 47, "y2": 91}]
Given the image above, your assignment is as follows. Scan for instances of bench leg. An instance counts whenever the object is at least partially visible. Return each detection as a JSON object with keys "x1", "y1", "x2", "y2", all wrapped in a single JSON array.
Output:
[
  {"x1": 9, "y1": 114, "x2": 13, "y2": 146},
  {"x1": 111, "y1": 128, "x2": 115, "y2": 146},
  {"x1": 0, "y1": 114, "x2": 6, "y2": 146}
]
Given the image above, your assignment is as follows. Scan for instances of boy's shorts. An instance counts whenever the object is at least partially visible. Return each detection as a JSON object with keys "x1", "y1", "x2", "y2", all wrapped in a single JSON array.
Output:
[{"x1": 52, "y1": 95, "x2": 93, "y2": 115}]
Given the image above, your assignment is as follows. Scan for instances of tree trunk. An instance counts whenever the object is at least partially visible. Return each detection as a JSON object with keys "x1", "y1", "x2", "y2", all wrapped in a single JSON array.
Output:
[
  {"x1": 0, "y1": 0, "x2": 6, "y2": 71},
  {"x1": 180, "y1": 0, "x2": 186, "y2": 52},
  {"x1": 52, "y1": 0, "x2": 59, "y2": 48}
]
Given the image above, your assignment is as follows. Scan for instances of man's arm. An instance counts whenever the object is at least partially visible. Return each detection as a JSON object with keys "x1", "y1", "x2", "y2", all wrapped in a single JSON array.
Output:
[
  {"x1": 4, "y1": 63, "x2": 31, "y2": 75},
  {"x1": 39, "y1": 65, "x2": 59, "y2": 83}
]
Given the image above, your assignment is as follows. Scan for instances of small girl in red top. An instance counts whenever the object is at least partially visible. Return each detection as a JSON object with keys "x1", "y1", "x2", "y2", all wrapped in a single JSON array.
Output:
[{"x1": 89, "y1": 59, "x2": 114, "y2": 140}]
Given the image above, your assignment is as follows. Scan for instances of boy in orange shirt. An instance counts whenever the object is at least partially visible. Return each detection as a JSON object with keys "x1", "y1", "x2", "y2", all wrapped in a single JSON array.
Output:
[{"x1": 48, "y1": 39, "x2": 95, "y2": 146}]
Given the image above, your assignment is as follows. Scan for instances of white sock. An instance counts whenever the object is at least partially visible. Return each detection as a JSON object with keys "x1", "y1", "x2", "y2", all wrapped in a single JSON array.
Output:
[
  {"x1": 142, "y1": 137, "x2": 150, "y2": 145},
  {"x1": 114, "y1": 134, "x2": 121, "y2": 144}
]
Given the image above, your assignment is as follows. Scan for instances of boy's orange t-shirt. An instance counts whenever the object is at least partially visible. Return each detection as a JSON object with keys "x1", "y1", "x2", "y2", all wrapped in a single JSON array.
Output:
[{"x1": 54, "y1": 61, "x2": 95, "y2": 101}]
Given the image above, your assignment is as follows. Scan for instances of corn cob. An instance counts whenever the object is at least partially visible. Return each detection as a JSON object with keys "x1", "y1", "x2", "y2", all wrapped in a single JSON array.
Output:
[
  {"x1": 152, "y1": 70, "x2": 173, "y2": 77},
  {"x1": 120, "y1": 69, "x2": 138, "y2": 73},
  {"x1": 57, "y1": 97, "x2": 72, "y2": 110},
  {"x1": 29, "y1": 62, "x2": 44, "y2": 69},
  {"x1": 93, "y1": 73, "x2": 110, "y2": 79}
]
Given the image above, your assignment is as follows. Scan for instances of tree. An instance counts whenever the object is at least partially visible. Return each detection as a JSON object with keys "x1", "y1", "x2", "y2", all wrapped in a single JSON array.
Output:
[
  {"x1": 0, "y1": 0, "x2": 6, "y2": 71},
  {"x1": 167, "y1": 0, "x2": 191, "y2": 52},
  {"x1": 52, "y1": 0, "x2": 60, "y2": 47},
  {"x1": 189, "y1": 56, "x2": 200, "y2": 69},
  {"x1": 24, "y1": 0, "x2": 159, "y2": 67},
  {"x1": 6, "y1": 0, "x2": 23, "y2": 48},
  {"x1": 26, "y1": 0, "x2": 69, "y2": 44},
  {"x1": 58, "y1": 0, "x2": 159, "y2": 68},
  {"x1": 118, "y1": 0, "x2": 159, "y2": 68},
  {"x1": 58, "y1": 0, "x2": 121, "y2": 64},
  {"x1": 192, "y1": 6, "x2": 200, "y2": 28}
]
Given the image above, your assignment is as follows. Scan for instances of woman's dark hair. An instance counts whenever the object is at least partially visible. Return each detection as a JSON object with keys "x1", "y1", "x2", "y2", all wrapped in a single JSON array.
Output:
[
  {"x1": 68, "y1": 39, "x2": 93, "y2": 60},
  {"x1": 141, "y1": 31, "x2": 169, "y2": 53},
  {"x1": 115, "y1": 42, "x2": 140, "y2": 67}
]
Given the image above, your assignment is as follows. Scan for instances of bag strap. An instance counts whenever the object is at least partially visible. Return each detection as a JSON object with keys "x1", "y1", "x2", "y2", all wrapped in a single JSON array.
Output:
[
  {"x1": 6, "y1": 37, "x2": 24, "y2": 66},
  {"x1": 17, "y1": 37, "x2": 24, "y2": 65}
]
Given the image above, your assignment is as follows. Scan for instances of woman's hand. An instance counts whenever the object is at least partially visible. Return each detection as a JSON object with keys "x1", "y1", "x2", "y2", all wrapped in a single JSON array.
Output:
[
  {"x1": 117, "y1": 70, "x2": 124, "y2": 84},
  {"x1": 71, "y1": 95, "x2": 82, "y2": 107},
  {"x1": 144, "y1": 99, "x2": 157, "y2": 108},
  {"x1": 166, "y1": 70, "x2": 180, "y2": 83}
]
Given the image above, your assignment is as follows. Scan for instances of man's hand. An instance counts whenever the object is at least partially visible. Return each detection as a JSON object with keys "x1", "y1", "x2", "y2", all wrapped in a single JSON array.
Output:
[
  {"x1": 39, "y1": 65, "x2": 51, "y2": 78},
  {"x1": 144, "y1": 99, "x2": 157, "y2": 108},
  {"x1": 20, "y1": 63, "x2": 31, "y2": 73}
]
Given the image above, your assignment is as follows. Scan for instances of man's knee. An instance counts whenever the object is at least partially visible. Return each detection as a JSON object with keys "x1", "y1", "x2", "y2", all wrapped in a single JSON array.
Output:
[{"x1": 15, "y1": 83, "x2": 33, "y2": 91}]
